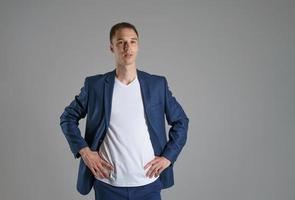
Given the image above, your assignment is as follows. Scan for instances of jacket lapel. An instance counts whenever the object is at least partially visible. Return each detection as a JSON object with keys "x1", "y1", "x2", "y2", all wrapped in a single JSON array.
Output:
[
  {"x1": 104, "y1": 69, "x2": 115, "y2": 129},
  {"x1": 137, "y1": 69, "x2": 152, "y2": 118}
]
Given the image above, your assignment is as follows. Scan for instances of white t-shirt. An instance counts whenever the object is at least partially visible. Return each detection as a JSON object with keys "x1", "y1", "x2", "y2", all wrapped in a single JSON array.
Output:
[{"x1": 95, "y1": 75, "x2": 158, "y2": 186}]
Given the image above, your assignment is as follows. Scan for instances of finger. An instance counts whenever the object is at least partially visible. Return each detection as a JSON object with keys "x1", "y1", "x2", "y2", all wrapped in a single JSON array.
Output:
[
  {"x1": 102, "y1": 160, "x2": 114, "y2": 171},
  {"x1": 144, "y1": 158, "x2": 157, "y2": 170},
  {"x1": 98, "y1": 154, "x2": 114, "y2": 170},
  {"x1": 146, "y1": 164, "x2": 157, "y2": 177},
  {"x1": 157, "y1": 167, "x2": 164, "y2": 175},
  {"x1": 89, "y1": 167, "x2": 97, "y2": 177},
  {"x1": 91, "y1": 161, "x2": 100, "y2": 169},
  {"x1": 96, "y1": 163, "x2": 110, "y2": 178},
  {"x1": 93, "y1": 165, "x2": 103, "y2": 177},
  {"x1": 150, "y1": 166, "x2": 161, "y2": 178},
  {"x1": 155, "y1": 167, "x2": 164, "y2": 177},
  {"x1": 146, "y1": 165, "x2": 153, "y2": 177},
  {"x1": 95, "y1": 169, "x2": 104, "y2": 179},
  {"x1": 94, "y1": 165, "x2": 107, "y2": 178},
  {"x1": 144, "y1": 163, "x2": 151, "y2": 170},
  {"x1": 100, "y1": 168, "x2": 109, "y2": 178}
]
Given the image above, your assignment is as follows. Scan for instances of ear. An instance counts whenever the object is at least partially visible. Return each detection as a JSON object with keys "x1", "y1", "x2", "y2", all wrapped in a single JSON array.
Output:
[{"x1": 110, "y1": 44, "x2": 114, "y2": 53}]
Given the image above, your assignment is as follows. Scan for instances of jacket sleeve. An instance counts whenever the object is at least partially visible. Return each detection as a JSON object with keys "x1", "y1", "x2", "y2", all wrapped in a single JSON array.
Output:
[
  {"x1": 161, "y1": 77, "x2": 189, "y2": 166},
  {"x1": 59, "y1": 77, "x2": 89, "y2": 159}
]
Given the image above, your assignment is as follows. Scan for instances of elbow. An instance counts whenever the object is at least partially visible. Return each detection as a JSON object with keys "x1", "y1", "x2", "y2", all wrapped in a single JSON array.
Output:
[{"x1": 59, "y1": 111, "x2": 67, "y2": 126}]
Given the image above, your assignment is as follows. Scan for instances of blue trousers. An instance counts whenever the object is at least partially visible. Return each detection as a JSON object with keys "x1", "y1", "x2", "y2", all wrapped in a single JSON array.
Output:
[{"x1": 93, "y1": 178, "x2": 162, "y2": 200}]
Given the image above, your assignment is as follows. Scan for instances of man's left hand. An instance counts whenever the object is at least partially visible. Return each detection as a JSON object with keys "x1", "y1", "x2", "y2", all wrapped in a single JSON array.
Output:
[{"x1": 144, "y1": 156, "x2": 171, "y2": 178}]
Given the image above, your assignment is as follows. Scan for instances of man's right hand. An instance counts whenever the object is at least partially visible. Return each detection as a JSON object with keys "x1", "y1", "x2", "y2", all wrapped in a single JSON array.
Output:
[{"x1": 79, "y1": 147, "x2": 114, "y2": 179}]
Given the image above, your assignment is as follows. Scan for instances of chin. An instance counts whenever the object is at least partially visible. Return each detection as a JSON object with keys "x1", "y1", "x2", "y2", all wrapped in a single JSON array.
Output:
[{"x1": 122, "y1": 60, "x2": 135, "y2": 65}]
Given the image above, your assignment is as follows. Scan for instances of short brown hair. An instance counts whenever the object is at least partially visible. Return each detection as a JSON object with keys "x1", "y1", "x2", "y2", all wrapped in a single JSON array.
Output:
[{"x1": 109, "y1": 22, "x2": 139, "y2": 44}]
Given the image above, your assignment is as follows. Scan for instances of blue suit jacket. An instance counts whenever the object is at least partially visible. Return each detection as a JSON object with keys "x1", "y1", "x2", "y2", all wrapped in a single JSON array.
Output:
[{"x1": 59, "y1": 68, "x2": 189, "y2": 195}]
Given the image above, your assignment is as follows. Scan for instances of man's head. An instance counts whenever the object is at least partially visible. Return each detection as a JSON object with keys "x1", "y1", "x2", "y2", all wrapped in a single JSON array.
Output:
[
  {"x1": 110, "y1": 22, "x2": 139, "y2": 45},
  {"x1": 109, "y1": 22, "x2": 139, "y2": 67}
]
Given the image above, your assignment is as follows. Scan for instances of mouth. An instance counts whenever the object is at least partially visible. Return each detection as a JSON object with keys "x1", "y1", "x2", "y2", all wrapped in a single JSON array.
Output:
[{"x1": 123, "y1": 53, "x2": 133, "y2": 58}]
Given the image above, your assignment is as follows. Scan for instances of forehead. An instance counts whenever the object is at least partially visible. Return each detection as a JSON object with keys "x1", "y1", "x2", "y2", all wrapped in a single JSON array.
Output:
[{"x1": 114, "y1": 28, "x2": 138, "y2": 40}]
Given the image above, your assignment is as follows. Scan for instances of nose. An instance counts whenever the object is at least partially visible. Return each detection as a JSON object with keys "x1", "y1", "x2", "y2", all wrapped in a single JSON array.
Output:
[{"x1": 123, "y1": 42, "x2": 130, "y2": 50}]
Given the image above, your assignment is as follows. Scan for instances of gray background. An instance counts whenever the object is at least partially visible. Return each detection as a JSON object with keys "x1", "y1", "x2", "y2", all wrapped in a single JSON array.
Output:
[{"x1": 0, "y1": 0, "x2": 294, "y2": 200}]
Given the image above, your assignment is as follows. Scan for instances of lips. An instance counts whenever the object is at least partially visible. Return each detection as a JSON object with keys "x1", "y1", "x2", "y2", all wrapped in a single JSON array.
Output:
[{"x1": 124, "y1": 53, "x2": 133, "y2": 57}]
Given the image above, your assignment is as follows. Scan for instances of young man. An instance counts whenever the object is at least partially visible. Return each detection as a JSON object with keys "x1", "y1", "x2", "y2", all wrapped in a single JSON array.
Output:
[{"x1": 59, "y1": 22, "x2": 189, "y2": 200}]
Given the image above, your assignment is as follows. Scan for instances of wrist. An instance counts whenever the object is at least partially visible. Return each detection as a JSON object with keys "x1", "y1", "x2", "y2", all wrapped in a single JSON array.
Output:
[{"x1": 79, "y1": 146, "x2": 91, "y2": 157}]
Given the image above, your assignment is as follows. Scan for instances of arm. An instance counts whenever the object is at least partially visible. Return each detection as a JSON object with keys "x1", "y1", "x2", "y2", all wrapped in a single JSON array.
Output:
[
  {"x1": 161, "y1": 77, "x2": 189, "y2": 166},
  {"x1": 59, "y1": 77, "x2": 89, "y2": 159}
]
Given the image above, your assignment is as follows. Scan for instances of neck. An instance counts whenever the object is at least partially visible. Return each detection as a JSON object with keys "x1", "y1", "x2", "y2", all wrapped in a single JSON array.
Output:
[{"x1": 115, "y1": 63, "x2": 137, "y2": 84}]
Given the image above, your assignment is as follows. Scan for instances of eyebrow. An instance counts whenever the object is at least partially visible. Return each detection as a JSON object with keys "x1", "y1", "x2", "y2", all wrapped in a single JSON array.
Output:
[{"x1": 116, "y1": 38, "x2": 138, "y2": 41}]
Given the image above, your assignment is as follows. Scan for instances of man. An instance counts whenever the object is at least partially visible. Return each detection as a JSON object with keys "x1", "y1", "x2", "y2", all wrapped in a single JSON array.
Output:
[{"x1": 59, "y1": 22, "x2": 189, "y2": 200}]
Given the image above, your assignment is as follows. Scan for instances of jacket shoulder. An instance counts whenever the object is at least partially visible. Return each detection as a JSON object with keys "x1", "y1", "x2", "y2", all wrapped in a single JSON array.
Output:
[
  {"x1": 139, "y1": 70, "x2": 166, "y2": 82},
  {"x1": 84, "y1": 71, "x2": 112, "y2": 85}
]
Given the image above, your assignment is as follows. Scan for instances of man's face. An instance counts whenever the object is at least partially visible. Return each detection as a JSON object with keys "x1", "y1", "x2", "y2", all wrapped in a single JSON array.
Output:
[{"x1": 110, "y1": 28, "x2": 139, "y2": 66}]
